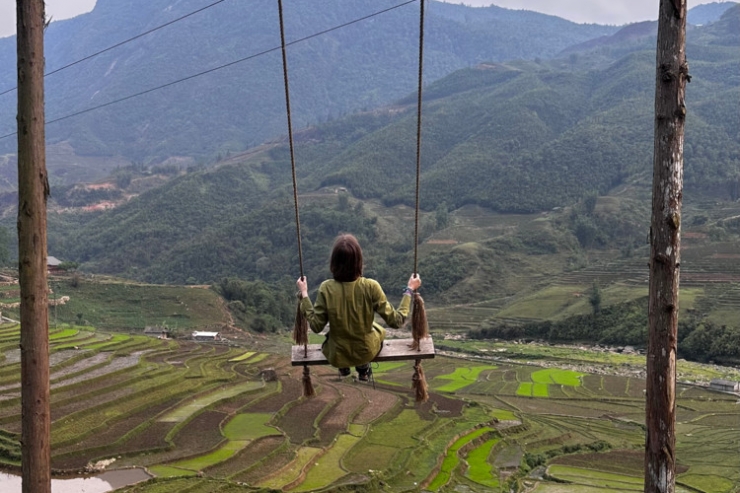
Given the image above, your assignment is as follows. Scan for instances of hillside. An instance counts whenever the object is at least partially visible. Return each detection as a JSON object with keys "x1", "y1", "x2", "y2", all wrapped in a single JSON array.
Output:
[
  {"x1": 38, "y1": 6, "x2": 740, "y2": 291},
  {"x1": 0, "y1": 0, "x2": 617, "y2": 173}
]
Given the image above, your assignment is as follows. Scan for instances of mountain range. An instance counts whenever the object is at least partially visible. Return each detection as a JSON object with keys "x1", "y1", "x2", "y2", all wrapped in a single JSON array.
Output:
[
  {"x1": 0, "y1": 0, "x2": 621, "y2": 169},
  {"x1": 33, "y1": 5, "x2": 740, "y2": 293},
  {"x1": 0, "y1": 2, "x2": 735, "y2": 190}
]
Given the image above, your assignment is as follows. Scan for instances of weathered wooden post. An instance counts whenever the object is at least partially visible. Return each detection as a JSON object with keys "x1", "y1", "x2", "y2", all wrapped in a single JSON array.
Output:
[
  {"x1": 16, "y1": 1, "x2": 51, "y2": 492},
  {"x1": 645, "y1": 0, "x2": 689, "y2": 492}
]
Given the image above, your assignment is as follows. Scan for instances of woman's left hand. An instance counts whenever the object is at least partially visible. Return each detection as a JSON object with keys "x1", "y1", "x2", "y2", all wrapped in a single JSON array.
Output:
[
  {"x1": 296, "y1": 277, "x2": 308, "y2": 299},
  {"x1": 407, "y1": 273, "x2": 422, "y2": 291}
]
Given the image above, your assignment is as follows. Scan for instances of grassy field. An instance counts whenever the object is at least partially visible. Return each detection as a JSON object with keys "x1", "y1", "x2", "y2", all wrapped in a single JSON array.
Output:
[{"x1": 26, "y1": 276, "x2": 229, "y2": 331}]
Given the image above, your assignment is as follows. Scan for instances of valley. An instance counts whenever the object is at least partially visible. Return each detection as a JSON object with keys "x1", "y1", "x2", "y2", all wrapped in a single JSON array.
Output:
[{"x1": 0, "y1": 317, "x2": 738, "y2": 492}]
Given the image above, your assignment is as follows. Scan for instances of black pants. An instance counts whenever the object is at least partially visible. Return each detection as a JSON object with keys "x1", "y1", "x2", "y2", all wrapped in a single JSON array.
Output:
[{"x1": 339, "y1": 363, "x2": 370, "y2": 377}]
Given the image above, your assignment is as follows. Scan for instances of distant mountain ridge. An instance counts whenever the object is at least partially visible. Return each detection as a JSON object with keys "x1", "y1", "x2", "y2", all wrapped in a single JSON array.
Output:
[
  {"x1": 688, "y1": 1, "x2": 739, "y2": 25},
  {"x1": 0, "y1": 1, "x2": 731, "y2": 181},
  {"x1": 0, "y1": 0, "x2": 620, "y2": 166},
  {"x1": 561, "y1": 2, "x2": 739, "y2": 57}
]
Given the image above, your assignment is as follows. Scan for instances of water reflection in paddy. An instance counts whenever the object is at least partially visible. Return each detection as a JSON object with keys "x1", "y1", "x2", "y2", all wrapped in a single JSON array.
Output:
[{"x1": 0, "y1": 468, "x2": 151, "y2": 492}]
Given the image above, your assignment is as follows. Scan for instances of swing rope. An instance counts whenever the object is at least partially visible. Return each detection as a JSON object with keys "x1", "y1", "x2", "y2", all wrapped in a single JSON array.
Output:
[
  {"x1": 413, "y1": 0, "x2": 425, "y2": 275},
  {"x1": 280, "y1": 0, "x2": 430, "y2": 401},
  {"x1": 410, "y1": 0, "x2": 430, "y2": 403},
  {"x1": 278, "y1": 0, "x2": 314, "y2": 398}
]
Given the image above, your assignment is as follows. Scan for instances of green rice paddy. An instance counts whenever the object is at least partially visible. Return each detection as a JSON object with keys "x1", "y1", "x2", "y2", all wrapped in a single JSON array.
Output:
[
  {"x1": 427, "y1": 427, "x2": 495, "y2": 491},
  {"x1": 547, "y1": 465, "x2": 643, "y2": 490},
  {"x1": 433, "y1": 365, "x2": 497, "y2": 392},
  {"x1": 532, "y1": 368, "x2": 584, "y2": 386},
  {"x1": 48, "y1": 328, "x2": 79, "y2": 340},
  {"x1": 258, "y1": 447, "x2": 321, "y2": 490},
  {"x1": 158, "y1": 382, "x2": 264, "y2": 423},
  {"x1": 491, "y1": 409, "x2": 517, "y2": 421},
  {"x1": 515, "y1": 368, "x2": 584, "y2": 397},
  {"x1": 466, "y1": 437, "x2": 500, "y2": 489},
  {"x1": 245, "y1": 353, "x2": 269, "y2": 364},
  {"x1": 294, "y1": 434, "x2": 361, "y2": 492},
  {"x1": 222, "y1": 413, "x2": 277, "y2": 441},
  {"x1": 228, "y1": 351, "x2": 255, "y2": 362},
  {"x1": 677, "y1": 474, "x2": 736, "y2": 493},
  {"x1": 151, "y1": 440, "x2": 249, "y2": 475}
]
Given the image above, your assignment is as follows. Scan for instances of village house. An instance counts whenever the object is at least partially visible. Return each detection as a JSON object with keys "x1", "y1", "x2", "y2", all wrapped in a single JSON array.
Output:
[
  {"x1": 47, "y1": 256, "x2": 63, "y2": 274},
  {"x1": 144, "y1": 326, "x2": 171, "y2": 339},
  {"x1": 192, "y1": 331, "x2": 221, "y2": 342},
  {"x1": 709, "y1": 379, "x2": 740, "y2": 393}
]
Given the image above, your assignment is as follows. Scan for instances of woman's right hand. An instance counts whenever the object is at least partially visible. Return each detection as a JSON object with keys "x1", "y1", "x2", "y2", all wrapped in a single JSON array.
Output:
[
  {"x1": 296, "y1": 277, "x2": 308, "y2": 299},
  {"x1": 407, "y1": 273, "x2": 421, "y2": 291}
]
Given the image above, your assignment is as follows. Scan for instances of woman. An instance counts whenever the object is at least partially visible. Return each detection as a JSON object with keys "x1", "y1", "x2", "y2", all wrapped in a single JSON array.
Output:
[{"x1": 297, "y1": 234, "x2": 421, "y2": 380}]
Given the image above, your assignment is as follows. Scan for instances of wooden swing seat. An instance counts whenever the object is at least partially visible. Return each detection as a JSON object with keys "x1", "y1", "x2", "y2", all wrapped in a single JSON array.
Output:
[{"x1": 291, "y1": 337, "x2": 435, "y2": 366}]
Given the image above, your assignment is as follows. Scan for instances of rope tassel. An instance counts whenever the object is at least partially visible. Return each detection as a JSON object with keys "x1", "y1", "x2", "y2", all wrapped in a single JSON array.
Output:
[
  {"x1": 293, "y1": 302, "x2": 308, "y2": 348},
  {"x1": 410, "y1": 292, "x2": 428, "y2": 351},
  {"x1": 302, "y1": 364, "x2": 315, "y2": 398},
  {"x1": 412, "y1": 359, "x2": 429, "y2": 403}
]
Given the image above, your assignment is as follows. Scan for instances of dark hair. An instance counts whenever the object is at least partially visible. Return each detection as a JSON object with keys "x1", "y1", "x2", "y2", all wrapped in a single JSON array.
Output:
[{"x1": 330, "y1": 234, "x2": 363, "y2": 282}]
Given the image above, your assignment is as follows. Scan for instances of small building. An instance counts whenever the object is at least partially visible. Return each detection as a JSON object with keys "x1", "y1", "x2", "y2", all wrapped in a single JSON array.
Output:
[
  {"x1": 709, "y1": 379, "x2": 740, "y2": 393},
  {"x1": 192, "y1": 331, "x2": 221, "y2": 342},
  {"x1": 47, "y1": 256, "x2": 63, "y2": 274},
  {"x1": 144, "y1": 326, "x2": 170, "y2": 339}
]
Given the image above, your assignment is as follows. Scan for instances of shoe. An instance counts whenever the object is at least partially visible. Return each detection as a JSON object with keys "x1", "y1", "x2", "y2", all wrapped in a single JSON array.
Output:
[
  {"x1": 358, "y1": 367, "x2": 372, "y2": 382},
  {"x1": 338, "y1": 368, "x2": 351, "y2": 377}
]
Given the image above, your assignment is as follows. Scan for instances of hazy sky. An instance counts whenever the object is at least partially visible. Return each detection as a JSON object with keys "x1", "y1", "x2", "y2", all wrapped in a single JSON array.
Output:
[{"x1": 0, "y1": 0, "x2": 732, "y2": 38}]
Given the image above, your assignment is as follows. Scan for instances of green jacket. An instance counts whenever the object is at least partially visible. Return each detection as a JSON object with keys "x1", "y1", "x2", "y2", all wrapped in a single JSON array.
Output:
[{"x1": 299, "y1": 277, "x2": 411, "y2": 368}]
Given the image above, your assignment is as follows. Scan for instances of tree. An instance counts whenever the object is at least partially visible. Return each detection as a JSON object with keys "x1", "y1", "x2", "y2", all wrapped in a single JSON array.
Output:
[
  {"x1": 58, "y1": 261, "x2": 79, "y2": 272},
  {"x1": 645, "y1": 1, "x2": 689, "y2": 492},
  {"x1": 16, "y1": 1, "x2": 51, "y2": 491},
  {"x1": 574, "y1": 216, "x2": 598, "y2": 248},
  {"x1": 583, "y1": 192, "x2": 598, "y2": 216},
  {"x1": 589, "y1": 282, "x2": 602, "y2": 314},
  {"x1": 435, "y1": 202, "x2": 449, "y2": 230},
  {"x1": 0, "y1": 226, "x2": 11, "y2": 266},
  {"x1": 337, "y1": 192, "x2": 350, "y2": 211}
]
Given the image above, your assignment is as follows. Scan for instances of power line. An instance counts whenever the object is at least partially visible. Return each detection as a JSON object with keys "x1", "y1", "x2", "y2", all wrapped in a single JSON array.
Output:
[
  {"x1": 0, "y1": 0, "x2": 416, "y2": 142},
  {"x1": 0, "y1": 0, "x2": 228, "y2": 98}
]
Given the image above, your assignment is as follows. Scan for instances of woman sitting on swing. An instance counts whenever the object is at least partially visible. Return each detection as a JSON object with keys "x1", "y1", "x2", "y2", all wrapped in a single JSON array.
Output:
[{"x1": 297, "y1": 234, "x2": 422, "y2": 380}]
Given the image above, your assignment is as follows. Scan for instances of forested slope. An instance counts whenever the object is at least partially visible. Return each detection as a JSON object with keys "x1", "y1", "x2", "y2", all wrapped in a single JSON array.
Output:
[{"x1": 49, "y1": 6, "x2": 740, "y2": 289}]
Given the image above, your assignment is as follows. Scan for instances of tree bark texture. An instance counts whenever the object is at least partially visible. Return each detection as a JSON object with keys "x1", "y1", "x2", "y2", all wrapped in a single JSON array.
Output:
[
  {"x1": 16, "y1": 1, "x2": 51, "y2": 492},
  {"x1": 645, "y1": 1, "x2": 688, "y2": 492}
]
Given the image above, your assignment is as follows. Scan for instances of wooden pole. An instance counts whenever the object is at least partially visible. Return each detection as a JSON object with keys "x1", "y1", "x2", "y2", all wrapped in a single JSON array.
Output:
[
  {"x1": 16, "y1": 1, "x2": 51, "y2": 492},
  {"x1": 645, "y1": 1, "x2": 688, "y2": 492}
]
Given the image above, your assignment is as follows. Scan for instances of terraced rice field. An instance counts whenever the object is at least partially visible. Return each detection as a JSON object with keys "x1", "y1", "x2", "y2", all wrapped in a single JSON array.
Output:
[
  {"x1": 426, "y1": 238, "x2": 740, "y2": 332},
  {"x1": 1, "y1": 323, "x2": 739, "y2": 492},
  {"x1": 515, "y1": 368, "x2": 585, "y2": 397}
]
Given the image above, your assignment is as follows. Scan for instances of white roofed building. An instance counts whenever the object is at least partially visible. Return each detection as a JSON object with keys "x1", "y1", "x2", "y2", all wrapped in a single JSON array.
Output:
[{"x1": 192, "y1": 331, "x2": 221, "y2": 341}]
